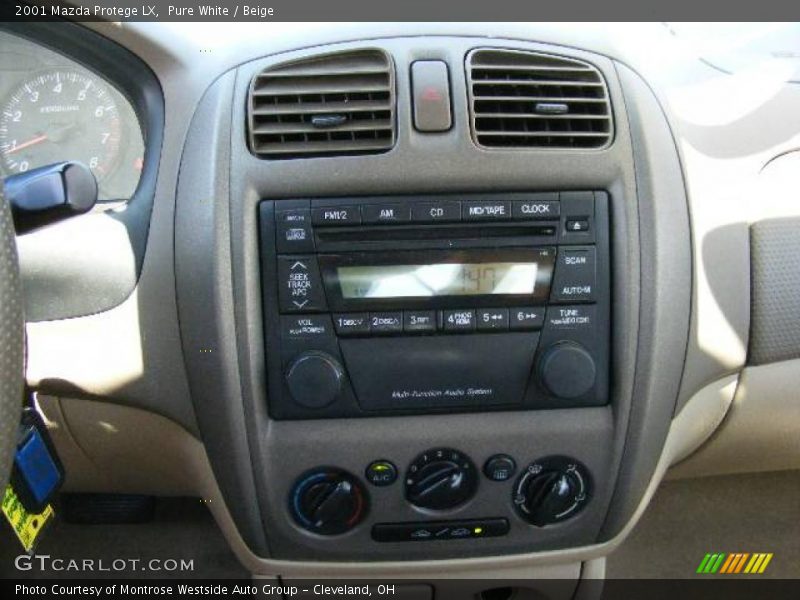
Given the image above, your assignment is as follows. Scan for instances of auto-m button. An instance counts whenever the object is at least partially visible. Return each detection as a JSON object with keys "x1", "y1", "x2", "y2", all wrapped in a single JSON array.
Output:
[{"x1": 551, "y1": 246, "x2": 596, "y2": 303}]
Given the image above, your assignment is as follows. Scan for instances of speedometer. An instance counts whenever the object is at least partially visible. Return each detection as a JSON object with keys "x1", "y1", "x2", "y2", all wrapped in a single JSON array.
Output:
[{"x1": 0, "y1": 70, "x2": 122, "y2": 181}]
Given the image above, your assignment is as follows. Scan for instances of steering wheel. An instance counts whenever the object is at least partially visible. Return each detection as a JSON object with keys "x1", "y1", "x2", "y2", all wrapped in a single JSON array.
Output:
[{"x1": 0, "y1": 183, "x2": 24, "y2": 488}]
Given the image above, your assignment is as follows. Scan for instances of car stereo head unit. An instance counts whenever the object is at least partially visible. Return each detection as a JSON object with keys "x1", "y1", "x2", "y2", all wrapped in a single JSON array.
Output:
[{"x1": 259, "y1": 191, "x2": 610, "y2": 420}]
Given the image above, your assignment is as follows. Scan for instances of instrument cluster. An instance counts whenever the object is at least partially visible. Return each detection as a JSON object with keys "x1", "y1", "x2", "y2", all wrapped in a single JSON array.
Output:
[{"x1": 0, "y1": 31, "x2": 144, "y2": 202}]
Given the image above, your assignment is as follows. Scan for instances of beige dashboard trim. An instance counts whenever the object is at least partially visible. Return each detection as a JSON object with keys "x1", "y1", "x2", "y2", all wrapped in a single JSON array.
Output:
[{"x1": 40, "y1": 370, "x2": 739, "y2": 578}]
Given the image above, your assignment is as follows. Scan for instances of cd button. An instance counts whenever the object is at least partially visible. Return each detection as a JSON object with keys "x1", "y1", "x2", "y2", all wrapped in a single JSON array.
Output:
[
  {"x1": 411, "y1": 201, "x2": 461, "y2": 223},
  {"x1": 509, "y1": 307, "x2": 545, "y2": 331},
  {"x1": 333, "y1": 313, "x2": 371, "y2": 336},
  {"x1": 442, "y1": 309, "x2": 476, "y2": 332},
  {"x1": 370, "y1": 312, "x2": 403, "y2": 335},
  {"x1": 403, "y1": 310, "x2": 437, "y2": 334},
  {"x1": 476, "y1": 308, "x2": 509, "y2": 331}
]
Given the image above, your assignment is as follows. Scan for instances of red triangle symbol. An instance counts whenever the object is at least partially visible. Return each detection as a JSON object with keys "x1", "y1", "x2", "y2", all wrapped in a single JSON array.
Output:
[{"x1": 421, "y1": 87, "x2": 443, "y2": 102}]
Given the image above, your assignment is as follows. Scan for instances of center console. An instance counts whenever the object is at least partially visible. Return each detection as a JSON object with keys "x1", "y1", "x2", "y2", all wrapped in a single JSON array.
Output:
[{"x1": 175, "y1": 33, "x2": 691, "y2": 571}]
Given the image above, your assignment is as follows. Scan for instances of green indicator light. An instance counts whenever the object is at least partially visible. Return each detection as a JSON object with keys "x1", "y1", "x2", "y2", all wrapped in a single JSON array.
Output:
[{"x1": 474, "y1": 527, "x2": 483, "y2": 534}]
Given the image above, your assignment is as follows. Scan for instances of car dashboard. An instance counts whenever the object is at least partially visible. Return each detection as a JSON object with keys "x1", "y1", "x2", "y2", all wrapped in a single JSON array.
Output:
[{"x1": 3, "y1": 20, "x2": 800, "y2": 594}]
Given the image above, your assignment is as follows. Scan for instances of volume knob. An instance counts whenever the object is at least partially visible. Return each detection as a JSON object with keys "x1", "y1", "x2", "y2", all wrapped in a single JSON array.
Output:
[{"x1": 285, "y1": 351, "x2": 343, "y2": 409}]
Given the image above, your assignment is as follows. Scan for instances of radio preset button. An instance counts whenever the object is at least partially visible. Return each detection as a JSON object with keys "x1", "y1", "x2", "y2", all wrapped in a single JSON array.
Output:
[
  {"x1": 362, "y1": 203, "x2": 411, "y2": 224},
  {"x1": 512, "y1": 199, "x2": 560, "y2": 220},
  {"x1": 403, "y1": 310, "x2": 437, "y2": 334},
  {"x1": 333, "y1": 313, "x2": 371, "y2": 336},
  {"x1": 551, "y1": 246, "x2": 596, "y2": 303},
  {"x1": 442, "y1": 309, "x2": 476, "y2": 332},
  {"x1": 277, "y1": 257, "x2": 327, "y2": 313},
  {"x1": 276, "y1": 208, "x2": 315, "y2": 253},
  {"x1": 311, "y1": 206, "x2": 361, "y2": 226},
  {"x1": 370, "y1": 312, "x2": 403, "y2": 335},
  {"x1": 510, "y1": 307, "x2": 545, "y2": 331},
  {"x1": 462, "y1": 200, "x2": 511, "y2": 221},
  {"x1": 411, "y1": 201, "x2": 461, "y2": 223},
  {"x1": 477, "y1": 308, "x2": 509, "y2": 331}
]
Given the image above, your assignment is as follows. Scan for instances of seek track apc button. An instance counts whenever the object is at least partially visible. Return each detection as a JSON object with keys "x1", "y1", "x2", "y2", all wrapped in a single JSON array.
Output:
[{"x1": 277, "y1": 257, "x2": 327, "y2": 313}]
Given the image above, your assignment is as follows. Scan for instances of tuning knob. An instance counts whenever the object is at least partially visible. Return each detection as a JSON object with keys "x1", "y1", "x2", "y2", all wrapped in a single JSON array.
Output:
[
  {"x1": 290, "y1": 468, "x2": 367, "y2": 535},
  {"x1": 285, "y1": 351, "x2": 344, "y2": 409},
  {"x1": 537, "y1": 342, "x2": 596, "y2": 399},
  {"x1": 513, "y1": 456, "x2": 590, "y2": 526},
  {"x1": 405, "y1": 448, "x2": 478, "y2": 511}
]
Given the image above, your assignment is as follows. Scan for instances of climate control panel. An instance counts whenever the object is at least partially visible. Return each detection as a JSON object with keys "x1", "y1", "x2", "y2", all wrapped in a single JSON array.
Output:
[{"x1": 288, "y1": 449, "x2": 592, "y2": 539}]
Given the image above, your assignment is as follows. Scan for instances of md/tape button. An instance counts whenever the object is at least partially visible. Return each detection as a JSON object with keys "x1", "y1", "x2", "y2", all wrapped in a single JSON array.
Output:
[{"x1": 462, "y1": 200, "x2": 511, "y2": 221}]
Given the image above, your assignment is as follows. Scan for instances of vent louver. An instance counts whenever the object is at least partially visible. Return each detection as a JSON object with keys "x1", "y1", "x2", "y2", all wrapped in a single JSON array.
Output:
[
  {"x1": 248, "y1": 49, "x2": 395, "y2": 159},
  {"x1": 467, "y1": 49, "x2": 613, "y2": 149}
]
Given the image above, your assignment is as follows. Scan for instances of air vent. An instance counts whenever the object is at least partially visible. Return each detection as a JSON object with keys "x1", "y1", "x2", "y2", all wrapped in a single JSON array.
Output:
[
  {"x1": 467, "y1": 49, "x2": 612, "y2": 149},
  {"x1": 248, "y1": 49, "x2": 395, "y2": 159}
]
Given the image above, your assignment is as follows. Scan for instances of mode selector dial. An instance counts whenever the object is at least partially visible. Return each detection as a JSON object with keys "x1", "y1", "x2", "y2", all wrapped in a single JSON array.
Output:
[
  {"x1": 405, "y1": 448, "x2": 478, "y2": 511},
  {"x1": 513, "y1": 456, "x2": 591, "y2": 526},
  {"x1": 290, "y1": 468, "x2": 367, "y2": 535},
  {"x1": 537, "y1": 342, "x2": 596, "y2": 399},
  {"x1": 285, "y1": 351, "x2": 344, "y2": 409}
]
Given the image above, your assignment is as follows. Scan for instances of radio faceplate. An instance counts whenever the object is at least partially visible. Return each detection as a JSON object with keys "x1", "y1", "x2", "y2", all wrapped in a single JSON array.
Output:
[{"x1": 259, "y1": 192, "x2": 610, "y2": 420}]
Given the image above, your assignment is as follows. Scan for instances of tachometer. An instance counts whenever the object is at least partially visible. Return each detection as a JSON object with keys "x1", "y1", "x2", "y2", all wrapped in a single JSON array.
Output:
[{"x1": 0, "y1": 70, "x2": 122, "y2": 181}]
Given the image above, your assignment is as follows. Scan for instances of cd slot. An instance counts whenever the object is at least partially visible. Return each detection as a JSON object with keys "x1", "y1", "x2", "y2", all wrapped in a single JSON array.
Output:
[{"x1": 316, "y1": 222, "x2": 557, "y2": 249}]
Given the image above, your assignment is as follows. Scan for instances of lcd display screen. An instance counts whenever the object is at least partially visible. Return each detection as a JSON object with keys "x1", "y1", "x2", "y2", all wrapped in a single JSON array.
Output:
[{"x1": 337, "y1": 262, "x2": 539, "y2": 299}]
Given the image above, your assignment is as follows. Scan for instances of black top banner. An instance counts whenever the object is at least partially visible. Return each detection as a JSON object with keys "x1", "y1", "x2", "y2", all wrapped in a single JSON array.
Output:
[{"x1": 1, "y1": 0, "x2": 799, "y2": 21}]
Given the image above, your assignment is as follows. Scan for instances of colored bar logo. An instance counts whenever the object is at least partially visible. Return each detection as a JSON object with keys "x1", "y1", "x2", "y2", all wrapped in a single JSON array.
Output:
[{"x1": 696, "y1": 552, "x2": 773, "y2": 574}]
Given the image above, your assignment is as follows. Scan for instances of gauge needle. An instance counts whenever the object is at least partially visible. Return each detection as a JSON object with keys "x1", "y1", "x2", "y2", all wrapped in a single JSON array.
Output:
[{"x1": 5, "y1": 134, "x2": 48, "y2": 154}]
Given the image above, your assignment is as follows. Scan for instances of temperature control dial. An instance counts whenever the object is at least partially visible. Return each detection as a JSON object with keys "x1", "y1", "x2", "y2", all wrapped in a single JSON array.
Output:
[
  {"x1": 405, "y1": 448, "x2": 478, "y2": 511},
  {"x1": 290, "y1": 468, "x2": 367, "y2": 535},
  {"x1": 513, "y1": 456, "x2": 590, "y2": 526}
]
